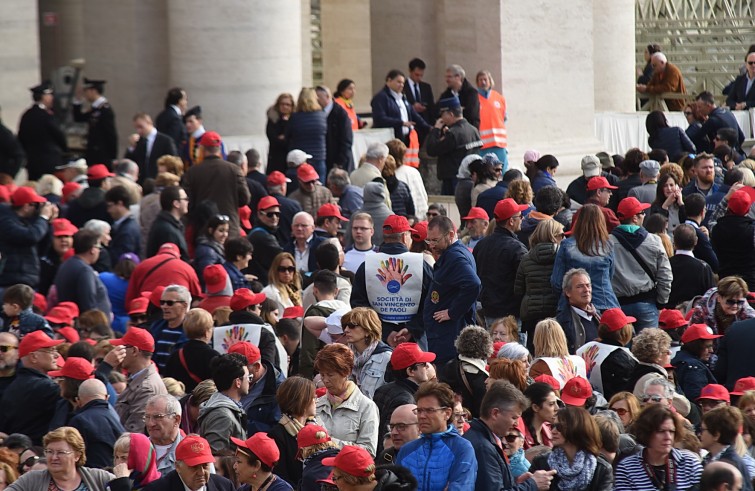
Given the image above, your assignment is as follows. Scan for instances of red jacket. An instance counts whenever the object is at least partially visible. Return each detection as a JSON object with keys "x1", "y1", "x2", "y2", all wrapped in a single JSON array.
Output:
[{"x1": 125, "y1": 251, "x2": 202, "y2": 304}]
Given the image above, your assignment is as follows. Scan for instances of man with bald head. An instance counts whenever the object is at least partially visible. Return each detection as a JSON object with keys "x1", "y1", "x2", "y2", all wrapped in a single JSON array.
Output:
[
  {"x1": 69, "y1": 378, "x2": 124, "y2": 468},
  {"x1": 636, "y1": 52, "x2": 687, "y2": 111},
  {"x1": 0, "y1": 332, "x2": 19, "y2": 400},
  {"x1": 701, "y1": 460, "x2": 743, "y2": 491},
  {"x1": 378, "y1": 404, "x2": 420, "y2": 465}
]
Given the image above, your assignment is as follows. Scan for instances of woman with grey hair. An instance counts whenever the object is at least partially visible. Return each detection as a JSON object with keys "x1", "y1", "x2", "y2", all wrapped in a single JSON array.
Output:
[
  {"x1": 83, "y1": 219, "x2": 113, "y2": 272},
  {"x1": 439, "y1": 325, "x2": 492, "y2": 418}
]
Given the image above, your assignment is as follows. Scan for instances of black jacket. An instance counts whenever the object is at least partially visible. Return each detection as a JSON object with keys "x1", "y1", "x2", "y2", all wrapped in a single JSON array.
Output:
[
  {"x1": 125, "y1": 131, "x2": 178, "y2": 182},
  {"x1": 17, "y1": 104, "x2": 67, "y2": 180},
  {"x1": 225, "y1": 310, "x2": 279, "y2": 369},
  {"x1": 142, "y1": 470, "x2": 235, "y2": 491},
  {"x1": 473, "y1": 226, "x2": 528, "y2": 318},
  {"x1": 146, "y1": 210, "x2": 190, "y2": 261},
  {"x1": 54, "y1": 255, "x2": 112, "y2": 317},
  {"x1": 371, "y1": 86, "x2": 430, "y2": 145},
  {"x1": 426, "y1": 118, "x2": 483, "y2": 180},
  {"x1": 266, "y1": 112, "x2": 289, "y2": 175},
  {"x1": 403, "y1": 79, "x2": 436, "y2": 132},
  {"x1": 373, "y1": 377, "x2": 419, "y2": 448},
  {"x1": 566, "y1": 173, "x2": 619, "y2": 206},
  {"x1": 267, "y1": 422, "x2": 302, "y2": 487},
  {"x1": 648, "y1": 126, "x2": 696, "y2": 162},
  {"x1": 65, "y1": 187, "x2": 111, "y2": 228},
  {"x1": 155, "y1": 107, "x2": 187, "y2": 151},
  {"x1": 715, "y1": 317, "x2": 755, "y2": 389},
  {"x1": 270, "y1": 192, "x2": 301, "y2": 245},
  {"x1": 591, "y1": 340, "x2": 638, "y2": 400},
  {"x1": 0, "y1": 205, "x2": 50, "y2": 288},
  {"x1": 439, "y1": 78, "x2": 481, "y2": 129},
  {"x1": 0, "y1": 120, "x2": 25, "y2": 178},
  {"x1": 711, "y1": 214, "x2": 755, "y2": 287},
  {"x1": 109, "y1": 214, "x2": 141, "y2": 260},
  {"x1": 668, "y1": 254, "x2": 715, "y2": 307},
  {"x1": 325, "y1": 102, "x2": 354, "y2": 171},
  {"x1": 695, "y1": 106, "x2": 745, "y2": 153},
  {"x1": 247, "y1": 225, "x2": 285, "y2": 286},
  {"x1": 0, "y1": 365, "x2": 62, "y2": 444},
  {"x1": 440, "y1": 358, "x2": 488, "y2": 418},
  {"x1": 514, "y1": 242, "x2": 559, "y2": 322},
  {"x1": 163, "y1": 339, "x2": 220, "y2": 393},
  {"x1": 530, "y1": 452, "x2": 613, "y2": 491},
  {"x1": 386, "y1": 177, "x2": 415, "y2": 217},
  {"x1": 69, "y1": 398, "x2": 125, "y2": 469},
  {"x1": 727, "y1": 74, "x2": 755, "y2": 110},
  {"x1": 73, "y1": 100, "x2": 118, "y2": 165}
]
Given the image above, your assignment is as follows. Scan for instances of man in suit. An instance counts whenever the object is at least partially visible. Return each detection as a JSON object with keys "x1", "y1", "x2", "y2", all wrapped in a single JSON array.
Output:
[
  {"x1": 403, "y1": 58, "x2": 435, "y2": 142},
  {"x1": 72, "y1": 78, "x2": 118, "y2": 166},
  {"x1": 668, "y1": 224, "x2": 714, "y2": 307},
  {"x1": 371, "y1": 69, "x2": 430, "y2": 146},
  {"x1": 142, "y1": 434, "x2": 235, "y2": 491},
  {"x1": 438, "y1": 64, "x2": 480, "y2": 129},
  {"x1": 727, "y1": 51, "x2": 755, "y2": 110},
  {"x1": 155, "y1": 87, "x2": 188, "y2": 150},
  {"x1": 315, "y1": 85, "x2": 354, "y2": 173},
  {"x1": 694, "y1": 91, "x2": 744, "y2": 153},
  {"x1": 284, "y1": 211, "x2": 325, "y2": 273},
  {"x1": 17, "y1": 82, "x2": 68, "y2": 180},
  {"x1": 125, "y1": 113, "x2": 178, "y2": 182},
  {"x1": 182, "y1": 131, "x2": 251, "y2": 238},
  {"x1": 683, "y1": 193, "x2": 719, "y2": 272}
]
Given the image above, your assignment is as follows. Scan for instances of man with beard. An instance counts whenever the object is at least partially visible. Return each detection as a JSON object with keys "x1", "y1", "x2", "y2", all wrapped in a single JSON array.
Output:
[
  {"x1": 683, "y1": 153, "x2": 720, "y2": 199},
  {"x1": 0, "y1": 332, "x2": 19, "y2": 400}
]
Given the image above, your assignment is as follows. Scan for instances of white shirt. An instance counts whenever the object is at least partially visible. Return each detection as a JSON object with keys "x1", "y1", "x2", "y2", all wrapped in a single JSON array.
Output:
[
  {"x1": 171, "y1": 104, "x2": 182, "y2": 116},
  {"x1": 146, "y1": 127, "x2": 158, "y2": 160},
  {"x1": 343, "y1": 246, "x2": 375, "y2": 273},
  {"x1": 323, "y1": 100, "x2": 334, "y2": 117},
  {"x1": 192, "y1": 126, "x2": 206, "y2": 139},
  {"x1": 390, "y1": 89, "x2": 410, "y2": 136},
  {"x1": 294, "y1": 235, "x2": 313, "y2": 271},
  {"x1": 92, "y1": 96, "x2": 107, "y2": 109},
  {"x1": 675, "y1": 249, "x2": 695, "y2": 258},
  {"x1": 571, "y1": 305, "x2": 596, "y2": 321}
]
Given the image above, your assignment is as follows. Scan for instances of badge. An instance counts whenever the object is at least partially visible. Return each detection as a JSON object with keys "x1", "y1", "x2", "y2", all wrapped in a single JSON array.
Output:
[{"x1": 431, "y1": 290, "x2": 439, "y2": 304}]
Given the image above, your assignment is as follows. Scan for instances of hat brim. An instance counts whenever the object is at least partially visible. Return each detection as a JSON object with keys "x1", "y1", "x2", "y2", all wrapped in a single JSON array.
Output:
[
  {"x1": 696, "y1": 395, "x2": 729, "y2": 403},
  {"x1": 180, "y1": 454, "x2": 215, "y2": 466},
  {"x1": 659, "y1": 322, "x2": 688, "y2": 330},
  {"x1": 560, "y1": 393, "x2": 588, "y2": 406},
  {"x1": 393, "y1": 351, "x2": 436, "y2": 370},
  {"x1": 321, "y1": 456, "x2": 337, "y2": 467}
]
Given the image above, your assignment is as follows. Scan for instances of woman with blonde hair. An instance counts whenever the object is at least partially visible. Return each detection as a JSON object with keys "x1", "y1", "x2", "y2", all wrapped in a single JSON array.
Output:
[
  {"x1": 515, "y1": 219, "x2": 565, "y2": 351},
  {"x1": 529, "y1": 318, "x2": 587, "y2": 389},
  {"x1": 266, "y1": 92, "x2": 295, "y2": 174},
  {"x1": 608, "y1": 391, "x2": 642, "y2": 430},
  {"x1": 286, "y1": 88, "x2": 327, "y2": 182},
  {"x1": 505, "y1": 179, "x2": 534, "y2": 216},
  {"x1": 0, "y1": 460, "x2": 17, "y2": 490},
  {"x1": 341, "y1": 307, "x2": 392, "y2": 398},
  {"x1": 626, "y1": 327, "x2": 673, "y2": 395},
  {"x1": 262, "y1": 252, "x2": 303, "y2": 314}
]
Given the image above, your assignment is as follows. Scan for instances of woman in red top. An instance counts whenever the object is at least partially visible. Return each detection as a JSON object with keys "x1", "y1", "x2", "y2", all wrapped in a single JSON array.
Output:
[{"x1": 522, "y1": 382, "x2": 560, "y2": 460}]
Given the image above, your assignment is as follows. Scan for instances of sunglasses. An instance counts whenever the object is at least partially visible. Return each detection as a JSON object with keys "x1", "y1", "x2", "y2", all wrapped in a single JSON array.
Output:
[
  {"x1": 160, "y1": 300, "x2": 186, "y2": 307},
  {"x1": 0, "y1": 345, "x2": 17, "y2": 353},
  {"x1": 504, "y1": 434, "x2": 521, "y2": 443},
  {"x1": 642, "y1": 394, "x2": 663, "y2": 403},
  {"x1": 610, "y1": 407, "x2": 629, "y2": 416},
  {"x1": 278, "y1": 266, "x2": 296, "y2": 273},
  {"x1": 20, "y1": 455, "x2": 39, "y2": 469},
  {"x1": 262, "y1": 211, "x2": 280, "y2": 218},
  {"x1": 342, "y1": 323, "x2": 360, "y2": 330},
  {"x1": 748, "y1": 61, "x2": 755, "y2": 65},
  {"x1": 725, "y1": 299, "x2": 746, "y2": 307},
  {"x1": 130, "y1": 314, "x2": 148, "y2": 323},
  {"x1": 216, "y1": 214, "x2": 230, "y2": 222}
]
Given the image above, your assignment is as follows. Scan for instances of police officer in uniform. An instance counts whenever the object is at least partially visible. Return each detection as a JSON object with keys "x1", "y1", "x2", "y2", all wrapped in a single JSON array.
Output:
[
  {"x1": 72, "y1": 78, "x2": 118, "y2": 167},
  {"x1": 17, "y1": 82, "x2": 68, "y2": 180}
]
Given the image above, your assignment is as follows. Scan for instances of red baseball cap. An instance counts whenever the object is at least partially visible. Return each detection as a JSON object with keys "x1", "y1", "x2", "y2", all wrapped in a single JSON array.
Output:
[
  {"x1": 697, "y1": 383, "x2": 730, "y2": 403},
  {"x1": 257, "y1": 196, "x2": 280, "y2": 211},
  {"x1": 56, "y1": 327, "x2": 80, "y2": 344},
  {"x1": 586, "y1": 176, "x2": 618, "y2": 191},
  {"x1": 681, "y1": 323, "x2": 723, "y2": 344},
  {"x1": 267, "y1": 171, "x2": 291, "y2": 186},
  {"x1": 238, "y1": 206, "x2": 252, "y2": 229},
  {"x1": 317, "y1": 203, "x2": 348, "y2": 221},
  {"x1": 204, "y1": 264, "x2": 229, "y2": 295},
  {"x1": 62, "y1": 182, "x2": 81, "y2": 204},
  {"x1": 282, "y1": 306, "x2": 304, "y2": 319},
  {"x1": 561, "y1": 376, "x2": 592, "y2": 406},
  {"x1": 383, "y1": 215, "x2": 416, "y2": 235},
  {"x1": 199, "y1": 131, "x2": 222, "y2": 147},
  {"x1": 176, "y1": 435, "x2": 214, "y2": 466},
  {"x1": 390, "y1": 342, "x2": 436, "y2": 370},
  {"x1": 128, "y1": 297, "x2": 150, "y2": 316},
  {"x1": 0, "y1": 186, "x2": 9, "y2": 204},
  {"x1": 658, "y1": 309, "x2": 688, "y2": 330},
  {"x1": 149, "y1": 286, "x2": 166, "y2": 308},
  {"x1": 48, "y1": 357, "x2": 94, "y2": 380},
  {"x1": 534, "y1": 374, "x2": 560, "y2": 391},
  {"x1": 18, "y1": 331, "x2": 64, "y2": 358},
  {"x1": 228, "y1": 341, "x2": 261, "y2": 365},
  {"x1": 11, "y1": 187, "x2": 46, "y2": 206},
  {"x1": 728, "y1": 189, "x2": 753, "y2": 216},
  {"x1": 494, "y1": 198, "x2": 528, "y2": 221},
  {"x1": 56, "y1": 301, "x2": 80, "y2": 318},
  {"x1": 600, "y1": 308, "x2": 636, "y2": 332},
  {"x1": 297, "y1": 164, "x2": 319, "y2": 182},
  {"x1": 33, "y1": 293, "x2": 47, "y2": 314},
  {"x1": 109, "y1": 327, "x2": 155, "y2": 353},
  {"x1": 45, "y1": 306, "x2": 74, "y2": 326},
  {"x1": 297, "y1": 424, "x2": 331, "y2": 450},
  {"x1": 730, "y1": 377, "x2": 755, "y2": 396},
  {"x1": 411, "y1": 221, "x2": 429, "y2": 242},
  {"x1": 462, "y1": 207, "x2": 489, "y2": 221},
  {"x1": 87, "y1": 164, "x2": 114, "y2": 180},
  {"x1": 232, "y1": 433, "x2": 280, "y2": 468},
  {"x1": 321, "y1": 445, "x2": 375, "y2": 478},
  {"x1": 52, "y1": 218, "x2": 78, "y2": 237},
  {"x1": 617, "y1": 197, "x2": 651, "y2": 219},
  {"x1": 230, "y1": 288, "x2": 266, "y2": 311}
]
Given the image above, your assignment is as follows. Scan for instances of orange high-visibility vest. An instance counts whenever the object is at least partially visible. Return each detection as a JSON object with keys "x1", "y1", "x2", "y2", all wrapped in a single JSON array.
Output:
[
  {"x1": 478, "y1": 90, "x2": 507, "y2": 149},
  {"x1": 405, "y1": 129, "x2": 420, "y2": 168},
  {"x1": 334, "y1": 97, "x2": 360, "y2": 131}
]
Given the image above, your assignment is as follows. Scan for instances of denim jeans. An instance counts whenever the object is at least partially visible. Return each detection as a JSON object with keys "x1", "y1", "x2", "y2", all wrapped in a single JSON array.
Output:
[
  {"x1": 620, "y1": 301, "x2": 659, "y2": 332},
  {"x1": 311, "y1": 159, "x2": 327, "y2": 184}
]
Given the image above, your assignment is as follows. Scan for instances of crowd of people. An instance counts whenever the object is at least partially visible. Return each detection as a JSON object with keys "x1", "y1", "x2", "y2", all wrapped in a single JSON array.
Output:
[{"x1": 0, "y1": 54, "x2": 754, "y2": 491}]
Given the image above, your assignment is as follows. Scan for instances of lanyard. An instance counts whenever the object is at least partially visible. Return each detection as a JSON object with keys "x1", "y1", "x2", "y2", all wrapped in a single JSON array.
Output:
[{"x1": 641, "y1": 448, "x2": 676, "y2": 490}]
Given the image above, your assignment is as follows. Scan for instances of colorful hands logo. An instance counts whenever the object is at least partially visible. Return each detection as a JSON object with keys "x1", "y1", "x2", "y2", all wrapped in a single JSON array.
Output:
[{"x1": 376, "y1": 257, "x2": 413, "y2": 293}]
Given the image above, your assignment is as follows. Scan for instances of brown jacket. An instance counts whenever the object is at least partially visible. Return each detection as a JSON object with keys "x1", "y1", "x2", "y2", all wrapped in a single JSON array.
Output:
[
  {"x1": 182, "y1": 156, "x2": 251, "y2": 237},
  {"x1": 646, "y1": 62, "x2": 687, "y2": 110},
  {"x1": 116, "y1": 363, "x2": 167, "y2": 433}
]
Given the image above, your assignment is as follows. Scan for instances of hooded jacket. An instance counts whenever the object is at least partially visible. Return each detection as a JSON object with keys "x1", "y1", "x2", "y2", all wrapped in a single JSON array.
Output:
[
  {"x1": 514, "y1": 241, "x2": 559, "y2": 322},
  {"x1": 197, "y1": 391, "x2": 247, "y2": 454},
  {"x1": 609, "y1": 225, "x2": 672, "y2": 304},
  {"x1": 193, "y1": 236, "x2": 225, "y2": 284},
  {"x1": 240, "y1": 358, "x2": 285, "y2": 435},
  {"x1": 671, "y1": 347, "x2": 717, "y2": 401}
]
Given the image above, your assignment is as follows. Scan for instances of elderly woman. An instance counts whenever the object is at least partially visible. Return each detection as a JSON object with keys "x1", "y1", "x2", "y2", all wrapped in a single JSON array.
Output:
[
  {"x1": 690, "y1": 276, "x2": 755, "y2": 338},
  {"x1": 8, "y1": 427, "x2": 114, "y2": 491},
  {"x1": 83, "y1": 219, "x2": 112, "y2": 273},
  {"x1": 608, "y1": 391, "x2": 642, "y2": 430},
  {"x1": 529, "y1": 407, "x2": 613, "y2": 491},
  {"x1": 267, "y1": 376, "x2": 317, "y2": 487},
  {"x1": 626, "y1": 327, "x2": 673, "y2": 395},
  {"x1": 314, "y1": 344, "x2": 379, "y2": 456},
  {"x1": 110, "y1": 433, "x2": 161, "y2": 490},
  {"x1": 576, "y1": 308, "x2": 638, "y2": 399},
  {"x1": 529, "y1": 319, "x2": 587, "y2": 389},
  {"x1": 439, "y1": 325, "x2": 492, "y2": 418},
  {"x1": 232, "y1": 433, "x2": 293, "y2": 491},
  {"x1": 262, "y1": 252, "x2": 303, "y2": 314},
  {"x1": 614, "y1": 405, "x2": 702, "y2": 490},
  {"x1": 341, "y1": 308, "x2": 392, "y2": 398}
]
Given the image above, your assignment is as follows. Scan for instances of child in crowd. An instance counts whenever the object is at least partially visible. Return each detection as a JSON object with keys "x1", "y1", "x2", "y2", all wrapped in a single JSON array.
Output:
[{"x1": 0, "y1": 284, "x2": 52, "y2": 338}]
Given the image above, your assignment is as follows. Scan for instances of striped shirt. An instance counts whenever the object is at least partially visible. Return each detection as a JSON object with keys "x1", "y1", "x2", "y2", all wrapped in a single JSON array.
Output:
[
  {"x1": 614, "y1": 447, "x2": 702, "y2": 491},
  {"x1": 153, "y1": 326, "x2": 184, "y2": 370}
]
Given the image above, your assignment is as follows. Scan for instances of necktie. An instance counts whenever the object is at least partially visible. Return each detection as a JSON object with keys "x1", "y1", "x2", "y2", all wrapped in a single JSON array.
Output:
[{"x1": 414, "y1": 83, "x2": 421, "y2": 103}]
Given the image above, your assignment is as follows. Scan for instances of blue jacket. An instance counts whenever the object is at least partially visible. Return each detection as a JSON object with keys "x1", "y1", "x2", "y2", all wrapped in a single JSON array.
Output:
[
  {"x1": 109, "y1": 214, "x2": 141, "y2": 260},
  {"x1": 69, "y1": 398, "x2": 125, "y2": 469},
  {"x1": 476, "y1": 181, "x2": 509, "y2": 220},
  {"x1": 0, "y1": 365, "x2": 62, "y2": 444},
  {"x1": 54, "y1": 256, "x2": 112, "y2": 318},
  {"x1": 240, "y1": 359, "x2": 285, "y2": 435},
  {"x1": 531, "y1": 170, "x2": 556, "y2": 194},
  {"x1": 0, "y1": 308, "x2": 52, "y2": 338},
  {"x1": 338, "y1": 185, "x2": 363, "y2": 219},
  {"x1": 463, "y1": 419, "x2": 536, "y2": 491},
  {"x1": 371, "y1": 86, "x2": 430, "y2": 144},
  {"x1": 193, "y1": 237, "x2": 225, "y2": 286},
  {"x1": 551, "y1": 237, "x2": 619, "y2": 312},
  {"x1": 0, "y1": 204, "x2": 50, "y2": 288},
  {"x1": 649, "y1": 126, "x2": 696, "y2": 161},
  {"x1": 423, "y1": 241, "x2": 481, "y2": 364},
  {"x1": 672, "y1": 348, "x2": 717, "y2": 401},
  {"x1": 284, "y1": 235, "x2": 326, "y2": 273},
  {"x1": 397, "y1": 425, "x2": 477, "y2": 491},
  {"x1": 286, "y1": 111, "x2": 327, "y2": 160}
]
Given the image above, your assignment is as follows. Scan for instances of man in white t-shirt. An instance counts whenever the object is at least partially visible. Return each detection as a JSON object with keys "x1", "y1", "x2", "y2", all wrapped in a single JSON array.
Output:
[{"x1": 343, "y1": 212, "x2": 377, "y2": 272}]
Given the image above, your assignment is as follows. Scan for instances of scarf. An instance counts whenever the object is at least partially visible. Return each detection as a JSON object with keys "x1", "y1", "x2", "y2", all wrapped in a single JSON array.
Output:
[
  {"x1": 352, "y1": 341, "x2": 380, "y2": 384},
  {"x1": 279, "y1": 413, "x2": 308, "y2": 438},
  {"x1": 326, "y1": 380, "x2": 357, "y2": 408},
  {"x1": 338, "y1": 97, "x2": 354, "y2": 109},
  {"x1": 547, "y1": 447, "x2": 597, "y2": 491},
  {"x1": 128, "y1": 433, "x2": 162, "y2": 488},
  {"x1": 283, "y1": 283, "x2": 302, "y2": 306}
]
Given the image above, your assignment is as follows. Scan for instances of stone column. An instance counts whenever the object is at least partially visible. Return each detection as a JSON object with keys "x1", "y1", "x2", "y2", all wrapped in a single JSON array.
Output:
[
  {"x1": 593, "y1": 0, "x2": 636, "y2": 112},
  {"x1": 1, "y1": 0, "x2": 41, "y2": 133},
  {"x1": 167, "y1": 0, "x2": 303, "y2": 136}
]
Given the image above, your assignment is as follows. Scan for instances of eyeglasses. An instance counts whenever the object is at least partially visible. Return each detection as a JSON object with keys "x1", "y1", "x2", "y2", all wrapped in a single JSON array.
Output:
[
  {"x1": 160, "y1": 300, "x2": 187, "y2": 306},
  {"x1": 43, "y1": 449, "x2": 74, "y2": 457},
  {"x1": 453, "y1": 412, "x2": 467, "y2": 422},
  {"x1": 389, "y1": 422, "x2": 419, "y2": 431},
  {"x1": 262, "y1": 211, "x2": 281, "y2": 218},
  {"x1": 426, "y1": 212, "x2": 440, "y2": 218},
  {"x1": 278, "y1": 266, "x2": 296, "y2": 273},
  {"x1": 342, "y1": 323, "x2": 360, "y2": 330},
  {"x1": 684, "y1": 111, "x2": 693, "y2": 116},
  {"x1": 0, "y1": 345, "x2": 17, "y2": 353},
  {"x1": 413, "y1": 407, "x2": 448, "y2": 415},
  {"x1": 302, "y1": 180, "x2": 318, "y2": 185},
  {"x1": 216, "y1": 214, "x2": 230, "y2": 222},
  {"x1": 556, "y1": 233, "x2": 566, "y2": 239},
  {"x1": 504, "y1": 434, "x2": 522, "y2": 443},
  {"x1": 143, "y1": 413, "x2": 175, "y2": 422},
  {"x1": 510, "y1": 214, "x2": 523, "y2": 220},
  {"x1": 642, "y1": 394, "x2": 664, "y2": 403},
  {"x1": 725, "y1": 298, "x2": 746, "y2": 307},
  {"x1": 38, "y1": 348, "x2": 59, "y2": 356},
  {"x1": 177, "y1": 197, "x2": 189, "y2": 202},
  {"x1": 610, "y1": 407, "x2": 629, "y2": 416}
]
